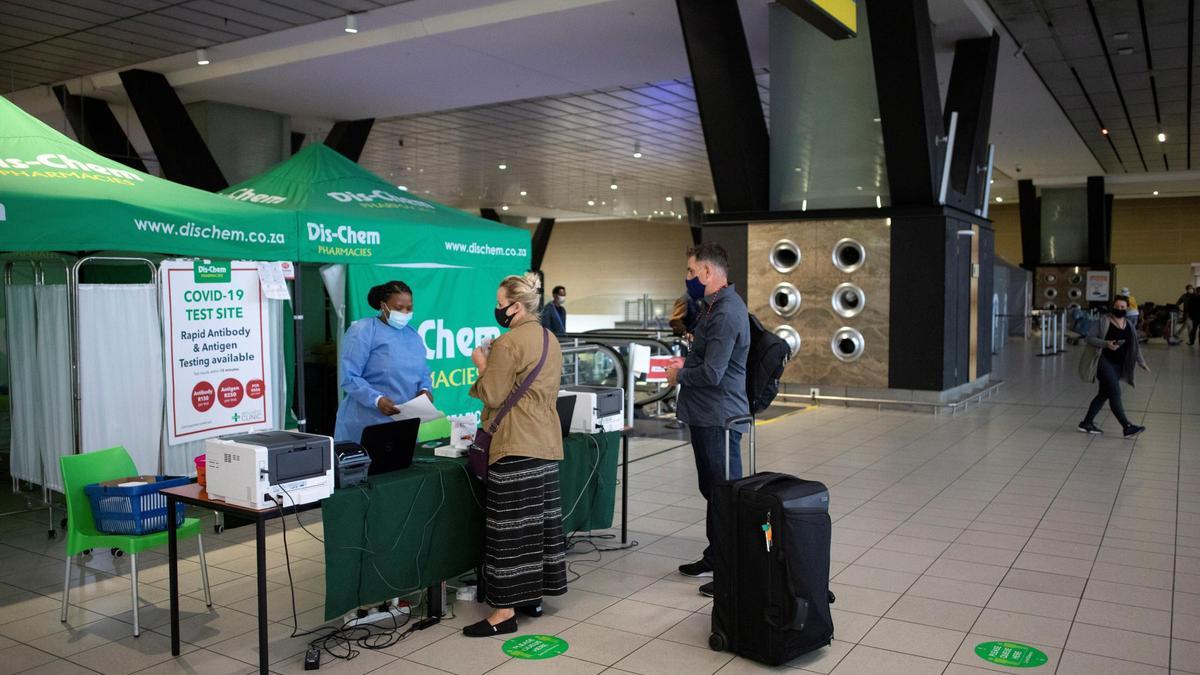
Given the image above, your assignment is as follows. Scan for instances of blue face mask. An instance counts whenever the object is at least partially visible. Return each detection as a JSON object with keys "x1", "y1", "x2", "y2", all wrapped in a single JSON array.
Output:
[
  {"x1": 384, "y1": 308, "x2": 413, "y2": 329},
  {"x1": 686, "y1": 276, "x2": 706, "y2": 300}
]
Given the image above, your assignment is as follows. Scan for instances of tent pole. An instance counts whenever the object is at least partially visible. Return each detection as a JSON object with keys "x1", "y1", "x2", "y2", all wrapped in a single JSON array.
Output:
[{"x1": 292, "y1": 263, "x2": 306, "y2": 432}]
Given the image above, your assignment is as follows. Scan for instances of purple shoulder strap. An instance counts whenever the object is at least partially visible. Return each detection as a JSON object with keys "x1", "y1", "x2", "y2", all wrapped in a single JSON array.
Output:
[{"x1": 487, "y1": 327, "x2": 550, "y2": 433}]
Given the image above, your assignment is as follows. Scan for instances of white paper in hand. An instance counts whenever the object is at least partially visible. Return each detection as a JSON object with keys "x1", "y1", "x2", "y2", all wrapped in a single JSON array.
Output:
[{"x1": 390, "y1": 394, "x2": 442, "y2": 422}]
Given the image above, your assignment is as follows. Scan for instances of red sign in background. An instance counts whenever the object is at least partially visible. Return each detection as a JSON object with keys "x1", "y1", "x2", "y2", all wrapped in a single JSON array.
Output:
[
  {"x1": 218, "y1": 378, "x2": 245, "y2": 408},
  {"x1": 191, "y1": 381, "x2": 215, "y2": 412},
  {"x1": 246, "y1": 379, "x2": 265, "y2": 400}
]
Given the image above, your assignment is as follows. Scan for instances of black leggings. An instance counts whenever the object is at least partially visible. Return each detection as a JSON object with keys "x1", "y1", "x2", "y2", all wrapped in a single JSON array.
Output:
[{"x1": 1084, "y1": 357, "x2": 1131, "y2": 428}]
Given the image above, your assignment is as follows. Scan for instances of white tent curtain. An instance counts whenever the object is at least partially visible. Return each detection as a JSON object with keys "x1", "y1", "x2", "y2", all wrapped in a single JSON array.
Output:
[
  {"x1": 33, "y1": 285, "x2": 73, "y2": 492},
  {"x1": 4, "y1": 285, "x2": 40, "y2": 487},
  {"x1": 77, "y1": 284, "x2": 163, "y2": 475},
  {"x1": 320, "y1": 264, "x2": 347, "y2": 396}
]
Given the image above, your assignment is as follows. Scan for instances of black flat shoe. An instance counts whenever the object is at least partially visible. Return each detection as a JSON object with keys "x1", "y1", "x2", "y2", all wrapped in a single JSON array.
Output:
[
  {"x1": 462, "y1": 616, "x2": 518, "y2": 637},
  {"x1": 516, "y1": 604, "x2": 543, "y2": 618}
]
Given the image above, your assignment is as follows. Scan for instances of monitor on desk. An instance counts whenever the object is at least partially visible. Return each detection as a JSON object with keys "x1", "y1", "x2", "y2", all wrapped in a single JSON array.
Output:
[{"x1": 359, "y1": 418, "x2": 420, "y2": 476}]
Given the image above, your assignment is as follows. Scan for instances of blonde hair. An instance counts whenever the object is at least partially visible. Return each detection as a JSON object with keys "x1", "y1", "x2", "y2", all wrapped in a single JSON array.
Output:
[{"x1": 499, "y1": 272, "x2": 542, "y2": 317}]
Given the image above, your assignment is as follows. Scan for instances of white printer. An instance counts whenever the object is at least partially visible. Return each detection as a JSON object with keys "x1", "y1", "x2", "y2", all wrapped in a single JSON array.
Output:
[
  {"x1": 205, "y1": 431, "x2": 334, "y2": 510},
  {"x1": 558, "y1": 385, "x2": 624, "y2": 434}
]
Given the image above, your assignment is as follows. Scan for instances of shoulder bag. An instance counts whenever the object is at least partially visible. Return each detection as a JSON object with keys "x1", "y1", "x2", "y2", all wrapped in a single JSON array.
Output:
[{"x1": 468, "y1": 327, "x2": 550, "y2": 481}]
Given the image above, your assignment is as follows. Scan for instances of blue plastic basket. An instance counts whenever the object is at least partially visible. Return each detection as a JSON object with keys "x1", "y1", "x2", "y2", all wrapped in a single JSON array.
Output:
[{"x1": 84, "y1": 476, "x2": 191, "y2": 535}]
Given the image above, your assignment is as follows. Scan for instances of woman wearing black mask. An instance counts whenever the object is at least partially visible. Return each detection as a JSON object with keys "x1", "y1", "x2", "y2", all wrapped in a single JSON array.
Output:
[
  {"x1": 1078, "y1": 295, "x2": 1150, "y2": 437},
  {"x1": 462, "y1": 272, "x2": 566, "y2": 637}
]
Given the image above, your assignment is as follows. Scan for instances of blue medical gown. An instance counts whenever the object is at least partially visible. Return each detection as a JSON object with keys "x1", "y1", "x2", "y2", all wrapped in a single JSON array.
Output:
[{"x1": 334, "y1": 317, "x2": 433, "y2": 443}]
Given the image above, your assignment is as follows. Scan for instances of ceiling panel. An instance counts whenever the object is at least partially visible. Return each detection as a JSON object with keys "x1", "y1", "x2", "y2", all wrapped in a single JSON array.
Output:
[
  {"x1": 0, "y1": 0, "x2": 415, "y2": 92},
  {"x1": 988, "y1": 0, "x2": 1198, "y2": 173}
]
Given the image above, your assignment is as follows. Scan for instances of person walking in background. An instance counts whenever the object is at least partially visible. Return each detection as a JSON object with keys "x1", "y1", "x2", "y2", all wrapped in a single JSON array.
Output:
[
  {"x1": 540, "y1": 285, "x2": 567, "y2": 336},
  {"x1": 665, "y1": 243, "x2": 750, "y2": 599},
  {"x1": 1178, "y1": 284, "x2": 1196, "y2": 342},
  {"x1": 464, "y1": 273, "x2": 566, "y2": 637},
  {"x1": 1078, "y1": 295, "x2": 1149, "y2": 437},
  {"x1": 1189, "y1": 287, "x2": 1200, "y2": 345}
]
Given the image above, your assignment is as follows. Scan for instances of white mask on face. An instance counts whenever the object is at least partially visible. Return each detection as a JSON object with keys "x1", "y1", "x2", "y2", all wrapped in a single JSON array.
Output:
[
  {"x1": 555, "y1": 295, "x2": 566, "y2": 306},
  {"x1": 383, "y1": 307, "x2": 413, "y2": 329}
]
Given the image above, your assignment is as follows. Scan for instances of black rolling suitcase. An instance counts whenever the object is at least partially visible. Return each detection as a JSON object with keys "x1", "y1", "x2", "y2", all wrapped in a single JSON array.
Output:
[{"x1": 708, "y1": 415, "x2": 835, "y2": 666}]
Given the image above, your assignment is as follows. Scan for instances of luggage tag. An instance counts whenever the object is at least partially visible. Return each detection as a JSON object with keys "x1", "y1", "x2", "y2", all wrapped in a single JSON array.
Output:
[{"x1": 762, "y1": 512, "x2": 773, "y2": 552}]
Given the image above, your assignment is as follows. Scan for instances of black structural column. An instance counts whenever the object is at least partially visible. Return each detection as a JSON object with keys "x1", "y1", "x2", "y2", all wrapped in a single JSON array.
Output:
[
  {"x1": 290, "y1": 132, "x2": 306, "y2": 156},
  {"x1": 1018, "y1": 179, "x2": 1040, "y2": 270},
  {"x1": 479, "y1": 208, "x2": 501, "y2": 222},
  {"x1": 942, "y1": 34, "x2": 1000, "y2": 212},
  {"x1": 530, "y1": 218, "x2": 555, "y2": 271},
  {"x1": 1086, "y1": 176, "x2": 1108, "y2": 268},
  {"x1": 52, "y1": 86, "x2": 147, "y2": 173},
  {"x1": 675, "y1": 0, "x2": 768, "y2": 213},
  {"x1": 324, "y1": 119, "x2": 374, "y2": 163},
  {"x1": 1104, "y1": 193, "x2": 1114, "y2": 263},
  {"x1": 119, "y1": 69, "x2": 227, "y2": 191},
  {"x1": 889, "y1": 215, "x2": 952, "y2": 390},
  {"x1": 865, "y1": 0, "x2": 945, "y2": 206}
]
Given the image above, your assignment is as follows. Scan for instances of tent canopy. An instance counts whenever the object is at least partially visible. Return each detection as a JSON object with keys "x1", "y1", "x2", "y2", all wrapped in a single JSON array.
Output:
[
  {"x1": 222, "y1": 144, "x2": 529, "y2": 268},
  {"x1": 0, "y1": 96, "x2": 294, "y2": 260}
]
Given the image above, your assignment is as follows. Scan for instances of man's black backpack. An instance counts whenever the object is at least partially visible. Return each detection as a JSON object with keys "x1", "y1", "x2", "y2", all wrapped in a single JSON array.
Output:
[{"x1": 746, "y1": 314, "x2": 790, "y2": 414}]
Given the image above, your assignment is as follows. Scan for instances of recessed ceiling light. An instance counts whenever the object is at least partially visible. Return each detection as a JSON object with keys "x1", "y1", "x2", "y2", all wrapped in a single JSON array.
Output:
[
  {"x1": 793, "y1": 167, "x2": 801, "y2": 172},
  {"x1": 872, "y1": 117, "x2": 881, "y2": 123},
  {"x1": 501, "y1": 204, "x2": 509, "y2": 211},
  {"x1": 610, "y1": 180, "x2": 618, "y2": 190},
  {"x1": 345, "y1": 14, "x2": 358, "y2": 33},
  {"x1": 1153, "y1": 190, "x2": 1159, "y2": 196},
  {"x1": 396, "y1": 185, "x2": 408, "y2": 191},
  {"x1": 856, "y1": 186, "x2": 863, "y2": 190},
  {"x1": 1117, "y1": 47, "x2": 1134, "y2": 56},
  {"x1": 989, "y1": 179, "x2": 995, "y2": 184},
  {"x1": 1101, "y1": 127, "x2": 1110, "y2": 135},
  {"x1": 875, "y1": 195, "x2": 882, "y2": 208},
  {"x1": 1113, "y1": 32, "x2": 1130, "y2": 40},
  {"x1": 519, "y1": 190, "x2": 527, "y2": 196},
  {"x1": 665, "y1": 196, "x2": 673, "y2": 202},
  {"x1": 498, "y1": 163, "x2": 507, "y2": 170},
  {"x1": 633, "y1": 141, "x2": 642, "y2": 158},
  {"x1": 196, "y1": 48, "x2": 210, "y2": 65},
  {"x1": 1158, "y1": 131, "x2": 1167, "y2": 142},
  {"x1": 995, "y1": 196, "x2": 1004, "y2": 202},
  {"x1": 801, "y1": 199, "x2": 807, "y2": 211},
  {"x1": 587, "y1": 199, "x2": 595, "y2": 206}
]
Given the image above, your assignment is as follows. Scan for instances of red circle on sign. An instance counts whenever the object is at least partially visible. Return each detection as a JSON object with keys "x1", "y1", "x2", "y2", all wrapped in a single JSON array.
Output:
[
  {"x1": 246, "y1": 379, "x2": 265, "y2": 400},
  {"x1": 217, "y1": 378, "x2": 244, "y2": 408},
  {"x1": 191, "y1": 381, "x2": 215, "y2": 412}
]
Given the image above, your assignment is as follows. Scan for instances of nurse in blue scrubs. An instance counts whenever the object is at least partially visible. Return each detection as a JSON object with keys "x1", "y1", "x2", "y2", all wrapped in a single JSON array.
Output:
[{"x1": 334, "y1": 280, "x2": 434, "y2": 443}]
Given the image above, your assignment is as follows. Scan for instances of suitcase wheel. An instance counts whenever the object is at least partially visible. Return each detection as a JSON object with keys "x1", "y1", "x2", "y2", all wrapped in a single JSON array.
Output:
[
  {"x1": 708, "y1": 632, "x2": 727, "y2": 652},
  {"x1": 828, "y1": 590, "x2": 836, "y2": 604}
]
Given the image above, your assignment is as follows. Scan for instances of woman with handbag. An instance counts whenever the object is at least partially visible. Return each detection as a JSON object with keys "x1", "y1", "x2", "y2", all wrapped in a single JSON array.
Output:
[
  {"x1": 462, "y1": 272, "x2": 566, "y2": 637},
  {"x1": 1078, "y1": 295, "x2": 1150, "y2": 437}
]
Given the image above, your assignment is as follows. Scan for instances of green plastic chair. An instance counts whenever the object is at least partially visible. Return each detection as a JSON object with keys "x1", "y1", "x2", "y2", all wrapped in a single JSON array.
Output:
[{"x1": 59, "y1": 446, "x2": 211, "y2": 637}]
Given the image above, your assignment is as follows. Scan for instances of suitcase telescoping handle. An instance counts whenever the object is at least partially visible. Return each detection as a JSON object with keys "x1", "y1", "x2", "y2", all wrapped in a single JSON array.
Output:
[{"x1": 724, "y1": 414, "x2": 755, "y2": 480}]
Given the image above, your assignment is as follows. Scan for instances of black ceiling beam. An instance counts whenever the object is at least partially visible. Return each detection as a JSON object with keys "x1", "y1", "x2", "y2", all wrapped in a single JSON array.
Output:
[
  {"x1": 530, "y1": 218, "x2": 555, "y2": 271},
  {"x1": 684, "y1": 197, "x2": 705, "y2": 246},
  {"x1": 290, "y1": 132, "x2": 306, "y2": 156},
  {"x1": 324, "y1": 119, "x2": 374, "y2": 163},
  {"x1": 1189, "y1": 0, "x2": 1195, "y2": 169},
  {"x1": 1085, "y1": 0, "x2": 1147, "y2": 171},
  {"x1": 1069, "y1": 67, "x2": 1124, "y2": 170},
  {"x1": 942, "y1": 34, "x2": 1000, "y2": 213},
  {"x1": 1086, "y1": 177, "x2": 1107, "y2": 268},
  {"x1": 118, "y1": 68, "x2": 227, "y2": 191},
  {"x1": 479, "y1": 208, "x2": 501, "y2": 222},
  {"x1": 1018, "y1": 179, "x2": 1039, "y2": 270},
  {"x1": 674, "y1": 0, "x2": 769, "y2": 213},
  {"x1": 864, "y1": 0, "x2": 945, "y2": 207},
  {"x1": 51, "y1": 85, "x2": 147, "y2": 173}
]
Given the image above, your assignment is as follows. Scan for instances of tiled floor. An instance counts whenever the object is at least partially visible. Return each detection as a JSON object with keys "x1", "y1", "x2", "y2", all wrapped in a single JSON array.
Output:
[{"x1": 2, "y1": 337, "x2": 1200, "y2": 673}]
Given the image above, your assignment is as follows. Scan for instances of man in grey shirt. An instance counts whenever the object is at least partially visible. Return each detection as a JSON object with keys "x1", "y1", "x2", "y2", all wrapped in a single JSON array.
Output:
[{"x1": 666, "y1": 242, "x2": 750, "y2": 598}]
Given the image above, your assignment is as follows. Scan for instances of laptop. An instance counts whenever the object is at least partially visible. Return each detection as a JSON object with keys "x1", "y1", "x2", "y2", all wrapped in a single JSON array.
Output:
[{"x1": 359, "y1": 418, "x2": 421, "y2": 476}]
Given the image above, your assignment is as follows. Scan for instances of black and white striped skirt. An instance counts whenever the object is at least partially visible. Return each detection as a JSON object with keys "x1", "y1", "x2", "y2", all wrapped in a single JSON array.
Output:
[{"x1": 484, "y1": 456, "x2": 568, "y2": 608}]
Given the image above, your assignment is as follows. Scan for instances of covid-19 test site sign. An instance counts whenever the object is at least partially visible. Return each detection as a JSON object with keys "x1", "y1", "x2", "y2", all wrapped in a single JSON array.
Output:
[{"x1": 161, "y1": 260, "x2": 274, "y2": 445}]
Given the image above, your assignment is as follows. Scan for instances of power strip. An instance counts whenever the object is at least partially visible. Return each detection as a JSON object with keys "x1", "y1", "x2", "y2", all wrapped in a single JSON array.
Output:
[{"x1": 342, "y1": 601, "x2": 411, "y2": 629}]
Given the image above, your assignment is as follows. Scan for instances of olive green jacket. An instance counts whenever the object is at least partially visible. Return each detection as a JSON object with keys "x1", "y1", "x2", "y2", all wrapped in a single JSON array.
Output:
[{"x1": 469, "y1": 314, "x2": 564, "y2": 464}]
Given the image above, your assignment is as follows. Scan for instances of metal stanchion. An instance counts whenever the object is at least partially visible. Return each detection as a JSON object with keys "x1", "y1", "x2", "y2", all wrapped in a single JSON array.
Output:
[{"x1": 1060, "y1": 311, "x2": 1068, "y2": 352}]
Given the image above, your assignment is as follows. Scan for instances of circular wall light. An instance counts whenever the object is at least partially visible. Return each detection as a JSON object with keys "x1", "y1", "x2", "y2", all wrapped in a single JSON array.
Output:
[
  {"x1": 769, "y1": 239, "x2": 801, "y2": 274},
  {"x1": 1043, "y1": 273, "x2": 1057, "y2": 284},
  {"x1": 832, "y1": 238, "x2": 866, "y2": 273},
  {"x1": 1043, "y1": 287, "x2": 1058, "y2": 299},
  {"x1": 1044, "y1": 302, "x2": 1057, "y2": 310},
  {"x1": 769, "y1": 283, "x2": 802, "y2": 318},
  {"x1": 831, "y1": 327, "x2": 865, "y2": 362},
  {"x1": 1069, "y1": 274, "x2": 1084, "y2": 284},
  {"x1": 1067, "y1": 302, "x2": 1082, "y2": 311},
  {"x1": 773, "y1": 326, "x2": 801, "y2": 358},
  {"x1": 831, "y1": 282, "x2": 866, "y2": 318},
  {"x1": 1067, "y1": 287, "x2": 1083, "y2": 300}
]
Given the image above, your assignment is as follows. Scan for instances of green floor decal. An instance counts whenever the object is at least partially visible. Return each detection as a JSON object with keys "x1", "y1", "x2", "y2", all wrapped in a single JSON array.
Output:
[
  {"x1": 975, "y1": 641, "x2": 1048, "y2": 667},
  {"x1": 502, "y1": 635, "x2": 569, "y2": 660}
]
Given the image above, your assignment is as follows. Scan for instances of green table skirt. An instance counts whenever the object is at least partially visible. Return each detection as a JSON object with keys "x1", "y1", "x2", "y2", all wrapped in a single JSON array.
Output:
[{"x1": 322, "y1": 431, "x2": 619, "y2": 619}]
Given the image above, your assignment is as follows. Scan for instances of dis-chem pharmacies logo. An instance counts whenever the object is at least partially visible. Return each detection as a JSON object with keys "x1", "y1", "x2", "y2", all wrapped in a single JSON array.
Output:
[
  {"x1": 326, "y1": 189, "x2": 434, "y2": 210},
  {"x1": 0, "y1": 153, "x2": 144, "y2": 182},
  {"x1": 194, "y1": 260, "x2": 231, "y2": 284}
]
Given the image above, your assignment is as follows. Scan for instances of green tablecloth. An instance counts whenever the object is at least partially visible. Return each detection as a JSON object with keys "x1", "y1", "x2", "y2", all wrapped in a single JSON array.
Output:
[{"x1": 322, "y1": 431, "x2": 619, "y2": 619}]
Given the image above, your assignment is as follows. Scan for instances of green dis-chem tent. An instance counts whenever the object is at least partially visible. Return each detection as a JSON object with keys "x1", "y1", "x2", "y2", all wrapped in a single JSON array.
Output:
[
  {"x1": 0, "y1": 96, "x2": 294, "y2": 259},
  {"x1": 223, "y1": 143, "x2": 531, "y2": 420}
]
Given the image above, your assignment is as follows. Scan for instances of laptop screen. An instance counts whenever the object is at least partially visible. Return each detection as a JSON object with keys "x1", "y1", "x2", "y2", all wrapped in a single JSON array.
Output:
[{"x1": 359, "y1": 418, "x2": 420, "y2": 475}]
